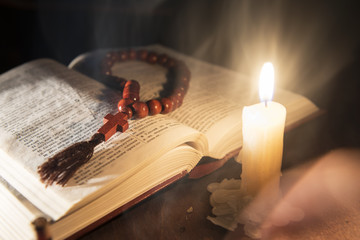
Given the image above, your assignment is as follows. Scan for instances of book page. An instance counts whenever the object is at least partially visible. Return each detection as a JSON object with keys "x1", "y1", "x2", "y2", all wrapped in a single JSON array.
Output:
[
  {"x1": 0, "y1": 60, "x2": 105, "y2": 171},
  {"x1": 0, "y1": 178, "x2": 39, "y2": 240},
  {"x1": 95, "y1": 46, "x2": 317, "y2": 158},
  {"x1": 71, "y1": 45, "x2": 319, "y2": 158},
  {"x1": 102, "y1": 48, "x2": 247, "y2": 158},
  {"x1": 149, "y1": 45, "x2": 318, "y2": 155},
  {"x1": 0, "y1": 59, "x2": 207, "y2": 220}
]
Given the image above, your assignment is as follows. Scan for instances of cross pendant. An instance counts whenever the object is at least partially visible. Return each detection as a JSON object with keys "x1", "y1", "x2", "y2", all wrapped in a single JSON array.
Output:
[{"x1": 97, "y1": 112, "x2": 129, "y2": 141}]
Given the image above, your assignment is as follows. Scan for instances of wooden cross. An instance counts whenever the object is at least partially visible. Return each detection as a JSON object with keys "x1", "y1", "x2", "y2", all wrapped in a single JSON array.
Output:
[{"x1": 97, "y1": 112, "x2": 129, "y2": 141}]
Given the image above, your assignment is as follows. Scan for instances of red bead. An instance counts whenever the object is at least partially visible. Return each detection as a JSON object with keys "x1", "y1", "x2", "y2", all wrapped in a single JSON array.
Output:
[
  {"x1": 105, "y1": 51, "x2": 119, "y2": 62},
  {"x1": 177, "y1": 98, "x2": 183, "y2": 108},
  {"x1": 101, "y1": 68, "x2": 112, "y2": 76},
  {"x1": 105, "y1": 52, "x2": 113, "y2": 58},
  {"x1": 137, "y1": 50, "x2": 148, "y2": 61},
  {"x1": 124, "y1": 79, "x2": 140, "y2": 89},
  {"x1": 100, "y1": 49, "x2": 191, "y2": 120},
  {"x1": 118, "y1": 99, "x2": 134, "y2": 112},
  {"x1": 180, "y1": 65, "x2": 191, "y2": 78},
  {"x1": 147, "y1": 52, "x2": 158, "y2": 64},
  {"x1": 173, "y1": 62, "x2": 191, "y2": 78},
  {"x1": 179, "y1": 86, "x2": 188, "y2": 94},
  {"x1": 170, "y1": 90, "x2": 184, "y2": 109},
  {"x1": 173, "y1": 89, "x2": 184, "y2": 99},
  {"x1": 146, "y1": 99, "x2": 162, "y2": 115},
  {"x1": 101, "y1": 59, "x2": 113, "y2": 75},
  {"x1": 169, "y1": 96, "x2": 178, "y2": 110},
  {"x1": 165, "y1": 58, "x2": 176, "y2": 68},
  {"x1": 178, "y1": 75, "x2": 190, "y2": 86},
  {"x1": 160, "y1": 97, "x2": 173, "y2": 114},
  {"x1": 118, "y1": 51, "x2": 128, "y2": 61},
  {"x1": 132, "y1": 102, "x2": 149, "y2": 118},
  {"x1": 157, "y1": 54, "x2": 168, "y2": 65},
  {"x1": 123, "y1": 80, "x2": 140, "y2": 101},
  {"x1": 176, "y1": 79, "x2": 190, "y2": 92},
  {"x1": 121, "y1": 106, "x2": 133, "y2": 119},
  {"x1": 128, "y1": 49, "x2": 137, "y2": 60}
]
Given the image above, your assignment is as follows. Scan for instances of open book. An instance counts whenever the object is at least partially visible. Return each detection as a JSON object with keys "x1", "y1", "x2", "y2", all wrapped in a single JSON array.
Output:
[{"x1": 0, "y1": 45, "x2": 319, "y2": 240}]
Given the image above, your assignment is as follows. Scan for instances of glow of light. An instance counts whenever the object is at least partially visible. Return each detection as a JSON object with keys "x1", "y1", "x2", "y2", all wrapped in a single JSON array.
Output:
[{"x1": 259, "y1": 62, "x2": 275, "y2": 103}]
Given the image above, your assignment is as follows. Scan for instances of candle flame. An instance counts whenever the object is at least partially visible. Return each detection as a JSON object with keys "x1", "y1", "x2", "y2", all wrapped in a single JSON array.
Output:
[{"x1": 259, "y1": 62, "x2": 274, "y2": 103}]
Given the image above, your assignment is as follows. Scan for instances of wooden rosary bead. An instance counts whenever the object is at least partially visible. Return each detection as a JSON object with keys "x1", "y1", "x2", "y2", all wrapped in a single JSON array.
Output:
[
  {"x1": 175, "y1": 77, "x2": 190, "y2": 91},
  {"x1": 177, "y1": 98, "x2": 183, "y2": 108},
  {"x1": 174, "y1": 94, "x2": 185, "y2": 109},
  {"x1": 160, "y1": 97, "x2": 173, "y2": 114},
  {"x1": 118, "y1": 51, "x2": 128, "y2": 61},
  {"x1": 128, "y1": 49, "x2": 137, "y2": 60},
  {"x1": 169, "y1": 96, "x2": 178, "y2": 110},
  {"x1": 177, "y1": 75, "x2": 190, "y2": 87},
  {"x1": 137, "y1": 50, "x2": 148, "y2": 61},
  {"x1": 103, "y1": 49, "x2": 190, "y2": 119},
  {"x1": 165, "y1": 58, "x2": 176, "y2": 68},
  {"x1": 102, "y1": 68, "x2": 112, "y2": 76},
  {"x1": 179, "y1": 66, "x2": 191, "y2": 79},
  {"x1": 105, "y1": 51, "x2": 119, "y2": 62},
  {"x1": 171, "y1": 62, "x2": 191, "y2": 80},
  {"x1": 104, "y1": 52, "x2": 113, "y2": 59},
  {"x1": 118, "y1": 99, "x2": 134, "y2": 112},
  {"x1": 170, "y1": 90, "x2": 184, "y2": 109},
  {"x1": 132, "y1": 102, "x2": 149, "y2": 118},
  {"x1": 157, "y1": 54, "x2": 168, "y2": 65},
  {"x1": 178, "y1": 86, "x2": 188, "y2": 94},
  {"x1": 146, "y1": 99, "x2": 162, "y2": 115},
  {"x1": 100, "y1": 60, "x2": 112, "y2": 75},
  {"x1": 123, "y1": 80, "x2": 140, "y2": 101},
  {"x1": 124, "y1": 80, "x2": 140, "y2": 90},
  {"x1": 121, "y1": 106, "x2": 133, "y2": 119},
  {"x1": 147, "y1": 52, "x2": 158, "y2": 64},
  {"x1": 172, "y1": 88, "x2": 183, "y2": 98}
]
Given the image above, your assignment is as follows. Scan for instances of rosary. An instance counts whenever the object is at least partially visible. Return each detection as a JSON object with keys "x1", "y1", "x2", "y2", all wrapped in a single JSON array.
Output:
[{"x1": 38, "y1": 49, "x2": 191, "y2": 187}]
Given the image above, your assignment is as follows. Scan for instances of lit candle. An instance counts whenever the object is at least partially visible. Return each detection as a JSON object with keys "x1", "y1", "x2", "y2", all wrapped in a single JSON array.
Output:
[{"x1": 239, "y1": 62, "x2": 286, "y2": 197}]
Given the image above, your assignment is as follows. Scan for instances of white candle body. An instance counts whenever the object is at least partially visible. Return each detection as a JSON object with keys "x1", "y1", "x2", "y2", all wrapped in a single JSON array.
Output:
[{"x1": 239, "y1": 101, "x2": 286, "y2": 197}]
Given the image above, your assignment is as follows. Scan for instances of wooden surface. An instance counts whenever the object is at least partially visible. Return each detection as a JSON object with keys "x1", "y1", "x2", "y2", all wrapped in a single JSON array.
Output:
[{"x1": 78, "y1": 113, "x2": 360, "y2": 240}]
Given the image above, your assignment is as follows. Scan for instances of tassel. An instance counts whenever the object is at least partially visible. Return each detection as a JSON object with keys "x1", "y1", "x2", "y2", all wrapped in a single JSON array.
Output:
[{"x1": 38, "y1": 133, "x2": 104, "y2": 187}]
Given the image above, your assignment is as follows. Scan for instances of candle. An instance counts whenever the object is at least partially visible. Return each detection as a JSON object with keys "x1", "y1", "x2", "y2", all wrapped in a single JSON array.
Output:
[{"x1": 239, "y1": 62, "x2": 286, "y2": 197}]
